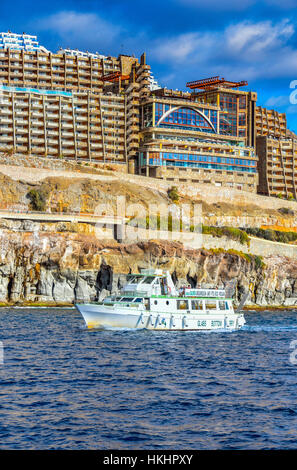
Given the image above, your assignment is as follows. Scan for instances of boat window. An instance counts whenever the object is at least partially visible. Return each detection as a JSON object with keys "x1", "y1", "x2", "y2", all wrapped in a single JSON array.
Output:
[
  {"x1": 166, "y1": 300, "x2": 170, "y2": 305},
  {"x1": 205, "y1": 300, "x2": 217, "y2": 310},
  {"x1": 219, "y1": 301, "x2": 226, "y2": 310},
  {"x1": 127, "y1": 275, "x2": 142, "y2": 284},
  {"x1": 191, "y1": 300, "x2": 203, "y2": 310},
  {"x1": 133, "y1": 298, "x2": 143, "y2": 303},
  {"x1": 177, "y1": 300, "x2": 189, "y2": 310},
  {"x1": 121, "y1": 297, "x2": 133, "y2": 302},
  {"x1": 154, "y1": 300, "x2": 158, "y2": 305},
  {"x1": 142, "y1": 276, "x2": 155, "y2": 284}
]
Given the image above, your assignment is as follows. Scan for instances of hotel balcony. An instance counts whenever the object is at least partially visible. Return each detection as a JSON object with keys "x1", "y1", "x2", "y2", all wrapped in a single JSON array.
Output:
[
  {"x1": 61, "y1": 114, "x2": 73, "y2": 121},
  {"x1": 31, "y1": 137, "x2": 45, "y2": 143},
  {"x1": 46, "y1": 122, "x2": 59, "y2": 129},
  {"x1": 62, "y1": 131, "x2": 74, "y2": 137},
  {"x1": 0, "y1": 109, "x2": 13, "y2": 115},
  {"x1": 15, "y1": 128, "x2": 28, "y2": 135},
  {"x1": 15, "y1": 111, "x2": 28, "y2": 117},
  {"x1": 61, "y1": 122, "x2": 74, "y2": 129},
  {"x1": 90, "y1": 143, "x2": 103, "y2": 149},
  {"x1": 31, "y1": 111, "x2": 43, "y2": 118},
  {"x1": 47, "y1": 138, "x2": 59, "y2": 145},
  {"x1": 31, "y1": 128, "x2": 44, "y2": 135},
  {"x1": 76, "y1": 116, "x2": 88, "y2": 122},
  {"x1": 15, "y1": 118, "x2": 28, "y2": 124},
  {"x1": 47, "y1": 131, "x2": 59, "y2": 136},
  {"x1": 46, "y1": 105, "x2": 59, "y2": 111},
  {"x1": 61, "y1": 141, "x2": 74, "y2": 147}
]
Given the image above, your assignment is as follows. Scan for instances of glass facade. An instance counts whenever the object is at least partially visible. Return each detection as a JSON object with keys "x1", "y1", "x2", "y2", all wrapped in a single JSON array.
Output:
[
  {"x1": 143, "y1": 151, "x2": 257, "y2": 174},
  {"x1": 155, "y1": 103, "x2": 217, "y2": 133},
  {"x1": 219, "y1": 93, "x2": 237, "y2": 136}
]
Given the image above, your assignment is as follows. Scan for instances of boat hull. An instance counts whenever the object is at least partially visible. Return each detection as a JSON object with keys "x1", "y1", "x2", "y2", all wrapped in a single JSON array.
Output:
[{"x1": 75, "y1": 303, "x2": 246, "y2": 331}]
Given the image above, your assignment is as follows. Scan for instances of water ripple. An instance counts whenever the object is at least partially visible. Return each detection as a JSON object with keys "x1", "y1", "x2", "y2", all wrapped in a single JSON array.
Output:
[{"x1": 0, "y1": 308, "x2": 296, "y2": 449}]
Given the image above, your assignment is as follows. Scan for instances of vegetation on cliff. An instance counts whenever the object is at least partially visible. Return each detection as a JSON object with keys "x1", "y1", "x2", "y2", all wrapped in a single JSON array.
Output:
[
  {"x1": 245, "y1": 227, "x2": 297, "y2": 244},
  {"x1": 202, "y1": 225, "x2": 250, "y2": 246},
  {"x1": 27, "y1": 189, "x2": 48, "y2": 211}
]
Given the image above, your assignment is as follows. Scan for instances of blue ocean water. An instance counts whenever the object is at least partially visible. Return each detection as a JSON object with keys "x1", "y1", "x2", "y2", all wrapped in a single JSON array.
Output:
[{"x1": 0, "y1": 308, "x2": 297, "y2": 450}]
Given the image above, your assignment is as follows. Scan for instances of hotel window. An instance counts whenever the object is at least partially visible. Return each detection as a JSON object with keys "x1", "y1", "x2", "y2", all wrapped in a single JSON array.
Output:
[
  {"x1": 156, "y1": 106, "x2": 215, "y2": 133},
  {"x1": 239, "y1": 113, "x2": 246, "y2": 126},
  {"x1": 239, "y1": 96, "x2": 246, "y2": 109}
]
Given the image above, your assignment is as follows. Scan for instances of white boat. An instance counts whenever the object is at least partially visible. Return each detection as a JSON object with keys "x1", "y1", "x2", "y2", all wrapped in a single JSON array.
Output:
[{"x1": 75, "y1": 269, "x2": 246, "y2": 331}]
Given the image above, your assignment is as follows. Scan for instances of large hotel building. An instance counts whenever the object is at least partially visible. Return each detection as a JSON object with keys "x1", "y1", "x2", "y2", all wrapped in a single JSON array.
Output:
[
  {"x1": 255, "y1": 107, "x2": 297, "y2": 198},
  {"x1": 0, "y1": 31, "x2": 295, "y2": 195}
]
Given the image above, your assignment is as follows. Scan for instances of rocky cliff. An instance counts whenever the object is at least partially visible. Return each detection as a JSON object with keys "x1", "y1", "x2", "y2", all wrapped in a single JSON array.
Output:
[{"x1": 0, "y1": 227, "x2": 297, "y2": 307}]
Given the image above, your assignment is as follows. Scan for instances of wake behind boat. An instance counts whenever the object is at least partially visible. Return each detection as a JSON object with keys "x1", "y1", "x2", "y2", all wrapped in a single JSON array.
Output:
[{"x1": 75, "y1": 269, "x2": 245, "y2": 331}]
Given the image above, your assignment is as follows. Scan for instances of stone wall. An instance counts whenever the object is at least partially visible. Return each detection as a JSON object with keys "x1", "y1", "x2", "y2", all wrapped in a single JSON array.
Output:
[
  {"x1": 201, "y1": 234, "x2": 297, "y2": 260},
  {"x1": 154, "y1": 165, "x2": 258, "y2": 193}
]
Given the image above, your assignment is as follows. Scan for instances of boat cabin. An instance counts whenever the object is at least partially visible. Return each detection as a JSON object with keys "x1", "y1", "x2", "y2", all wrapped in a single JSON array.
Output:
[{"x1": 122, "y1": 269, "x2": 177, "y2": 297}]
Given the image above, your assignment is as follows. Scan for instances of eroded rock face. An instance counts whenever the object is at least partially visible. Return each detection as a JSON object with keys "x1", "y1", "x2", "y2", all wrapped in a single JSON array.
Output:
[{"x1": 0, "y1": 228, "x2": 297, "y2": 306}]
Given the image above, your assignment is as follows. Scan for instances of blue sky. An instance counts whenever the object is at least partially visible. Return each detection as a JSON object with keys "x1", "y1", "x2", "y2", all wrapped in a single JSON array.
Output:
[{"x1": 2, "y1": 0, "x2": 297, "y2": 131}]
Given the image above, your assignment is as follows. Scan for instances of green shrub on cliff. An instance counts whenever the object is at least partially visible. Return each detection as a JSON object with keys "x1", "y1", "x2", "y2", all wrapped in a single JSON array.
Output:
[
  {"x1": 245, "y1": 227, "x2": 297, "y2": 244},
  {"x1": 207, "y1": 248, "x2": 264, "y2": 270},
  {"x1": 202, "y1": 225, "x2": 250, "y2": 246},
  {"x1": 168, "y1": 186, "x2": 179, "y2": 203},
  {"x1": 254, "y1": 255, "x2": 265, "y2": 270},
  {"x1": 27, "y1": 189, "x2": 47, "y2": 212}
]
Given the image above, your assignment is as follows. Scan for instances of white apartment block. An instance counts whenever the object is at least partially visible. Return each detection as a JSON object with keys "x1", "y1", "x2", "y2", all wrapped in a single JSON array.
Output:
[{"x1": 0, "y1": 31, "x2": 48, "y2": 52}]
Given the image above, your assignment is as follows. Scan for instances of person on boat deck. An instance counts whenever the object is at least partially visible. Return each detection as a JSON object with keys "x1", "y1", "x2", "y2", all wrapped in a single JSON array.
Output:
[
  {"x1": 161, "y1": 278, "x2": 168, "y2": 295},
  {"x1": 179, "y1": 286, "x2": 186, "y2": 296}
]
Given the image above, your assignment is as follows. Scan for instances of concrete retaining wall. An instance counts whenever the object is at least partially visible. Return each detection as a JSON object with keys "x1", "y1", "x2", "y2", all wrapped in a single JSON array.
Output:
[{"x1": 123, "y1": 227, "x2": 297, "y2": 259}]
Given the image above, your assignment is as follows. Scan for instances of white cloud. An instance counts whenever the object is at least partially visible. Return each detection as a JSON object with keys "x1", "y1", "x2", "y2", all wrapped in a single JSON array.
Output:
[
  {"x1": 286, "y1": 104, "x2": 297, "y2": 114},
  {"x1": 36, "y1": 11, "x2": 123, "y2": 52},
  {"x1": 152, "y1": 19, "x2": 297, "y2": 81},
  {"x1": 265, "y1": 95, "x2": 290, "y2": 107},
  {"x1": 225, "y1": 19, "x2": 294, "y2": 54}
]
